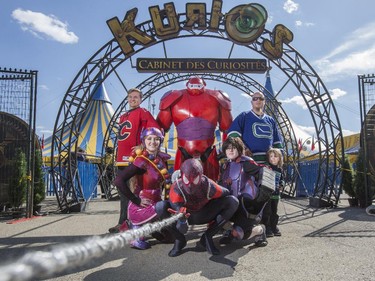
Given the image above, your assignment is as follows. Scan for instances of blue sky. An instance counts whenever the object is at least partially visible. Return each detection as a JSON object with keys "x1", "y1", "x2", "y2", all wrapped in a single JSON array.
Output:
[{"x1": 2, "y1": 0, "x2": 375, "y2": 138}]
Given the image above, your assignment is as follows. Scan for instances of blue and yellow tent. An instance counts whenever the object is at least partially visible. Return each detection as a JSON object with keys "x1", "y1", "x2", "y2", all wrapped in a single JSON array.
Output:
[{"x1": 42, "y1": 77, "x2": 115, "y2": 162}]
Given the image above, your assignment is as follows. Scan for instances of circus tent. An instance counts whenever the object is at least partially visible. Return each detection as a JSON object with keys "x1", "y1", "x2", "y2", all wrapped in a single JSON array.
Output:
[{"x1": 42, "y1": 77, "x2": 115, "y2": 162}]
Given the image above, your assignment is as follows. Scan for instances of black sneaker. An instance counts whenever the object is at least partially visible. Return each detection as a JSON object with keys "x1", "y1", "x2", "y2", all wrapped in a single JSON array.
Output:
[
  {"x1": 255, "y1": 240, "x2": 268, "y2": 247},
  {"x1": 266, "y1": 228, "x2": 274, "y2": 237},
  {"x1": 273, "y1": 228, "x2": 281, "y2": 236}
]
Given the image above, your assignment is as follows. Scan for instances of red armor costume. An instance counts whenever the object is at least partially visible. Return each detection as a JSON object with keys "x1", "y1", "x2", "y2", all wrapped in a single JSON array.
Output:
[
  {"x1": 114, "y1": 127, "x2": 172, "y2": 250},
  {"x1": 114, "y1": 127, "x2": 171, "y2": 226},
  {"x1": 126, "y1": 150, "x2": 171, "y2": 225},
  {"x1": 156, "y1": 77, "x2": 233, "y2": 180}
]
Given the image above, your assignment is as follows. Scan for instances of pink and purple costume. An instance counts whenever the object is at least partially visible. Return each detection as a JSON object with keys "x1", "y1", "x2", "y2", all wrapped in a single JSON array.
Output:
[{"x1": 114, "y1": 150, "x2": 171, "y2": 226}]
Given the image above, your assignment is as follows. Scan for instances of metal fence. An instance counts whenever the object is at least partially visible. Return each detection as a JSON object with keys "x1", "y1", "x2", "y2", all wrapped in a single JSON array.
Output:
[
  {"x1": 294, "y1": 159, "x2": 341, "y2": 198},
  {"x1": 43, "y1": 161, "x2": 99, "y2": 201},
  {"x1": 0, "y1": 68, "x2": 37, "y2": 217}
]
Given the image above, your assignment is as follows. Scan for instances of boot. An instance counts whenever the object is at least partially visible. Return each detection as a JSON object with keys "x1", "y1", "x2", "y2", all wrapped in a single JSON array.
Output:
[
  {"x1": 167, "y1": 225, "x2": 187, "y2": 257},
  {"x1": 168, "y1": 237, "x2": 187, "y2": 257},
  {"x1": 131, "y1": 239, "x2": 150, "y2": 250},
  {"x1": 265, "y1": 226, "x2": 274, "y2": 237},
  {"x1": 119, "y1": 220, "x2": 130, "y2": 232},
  {"x1": 130, "y1": 225, "x2": 150, "y2": 250},
  {"x1": 271, "y1": 214, "x2": 281, "y2": 236},
  {"x1": 272, "y1": 226, "x2": 281, "y2": 236},
  {"x1": 200, "y1": 219, "x2": 228, "y2": 255},
  {"x1": 252, "y1": 224, "x2": 268, "y2": 247},
  {"x1": 108, "y1": 224, "x2": 121, "y2": 233},
  {"x1": 219, "y1": 229, "x2": 234, "y2": 245}
]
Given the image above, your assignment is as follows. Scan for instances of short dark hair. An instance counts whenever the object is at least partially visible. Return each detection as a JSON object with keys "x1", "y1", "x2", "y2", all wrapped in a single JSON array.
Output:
[{"x1": 222, "y1": 137, "x2": 244, "y2": 156}]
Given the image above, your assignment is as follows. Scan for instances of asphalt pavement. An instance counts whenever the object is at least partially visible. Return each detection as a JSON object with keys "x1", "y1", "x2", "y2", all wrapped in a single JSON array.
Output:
[{"x1": 0, "y1": 196, "x2": 374, "y2": 281}]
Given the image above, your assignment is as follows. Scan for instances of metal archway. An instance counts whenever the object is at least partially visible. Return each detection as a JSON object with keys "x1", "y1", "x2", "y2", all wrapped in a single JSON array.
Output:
[{"x1": 50, "y1": 9, "x2": 344, "y2": 211}]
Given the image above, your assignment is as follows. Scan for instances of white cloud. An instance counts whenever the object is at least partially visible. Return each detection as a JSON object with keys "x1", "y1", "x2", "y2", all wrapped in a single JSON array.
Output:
[
  {"x1": 314, "y1": 21, "x2": 375, "y2": 81},
  {"x1": 296, "y1": 124, "x2": 315, "y2": 136},
  {"x1": 316, "y1": 46, "x2": 375, "y2": 81},
  {"x1": 323, "y1": 22, "x2": 375, "y2": 60},
  {"x1": 280, "y1": 95, "x2": 308, "y2": 109},
  {"x1": 39, "y1": 84, "x2": 49, "y2": 91},
  {"x1": 241, "y1": 93, "x2": 251, "y2": 99},
  {"x1": 278, "y1": 88, "x2": 345, "y2": 110},
  {"x1": 295, "y1": 20, "x2": 314, "y2": 27},
  {"x1": 283, "y1": 0, "x2": 299, "y2": 14},
  {"x1": 11, "y1": 9, "x2": 79, "y2": 44},
  {"x1": 329, "y1": 88, "x2": 347, "y2": 100}
]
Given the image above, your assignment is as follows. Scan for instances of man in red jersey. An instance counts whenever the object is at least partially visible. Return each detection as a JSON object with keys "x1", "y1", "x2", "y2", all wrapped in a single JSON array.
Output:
[{"x1": 109, "y1": 88, "x2": 160, "y2": 233}]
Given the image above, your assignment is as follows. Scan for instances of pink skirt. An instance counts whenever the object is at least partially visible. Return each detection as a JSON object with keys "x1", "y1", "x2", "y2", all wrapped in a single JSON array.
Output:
[{"x1": 128, "y1": 189, "x2": 161, "y2": 226}]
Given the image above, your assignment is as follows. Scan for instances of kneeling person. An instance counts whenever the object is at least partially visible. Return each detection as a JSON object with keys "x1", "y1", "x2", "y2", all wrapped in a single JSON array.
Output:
[
  {"x1": 156, "y1": 158, "x2": 239, "y2": 257},
  {"x1": 218, "y1": 137, "x2": 275, "y2": 246}
]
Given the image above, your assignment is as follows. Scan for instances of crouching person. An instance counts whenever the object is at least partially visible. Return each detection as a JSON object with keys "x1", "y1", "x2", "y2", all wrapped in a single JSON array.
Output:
[
  {"x1": 156, "y1": 158, "x2": 239, "y2": 257},
  {"x1": 113, "y1": 127, "x2": 172, "y2": 249},
  {"x1": 218, "y1": 137, "x2": 275, "y2": 247}
]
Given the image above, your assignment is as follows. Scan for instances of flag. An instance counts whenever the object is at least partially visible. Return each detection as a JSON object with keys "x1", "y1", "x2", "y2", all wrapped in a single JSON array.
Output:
[
  {"x1": 311, "y1": 135, "x2": 315, "y2": 151},
  {"x1": 41, "y1": 134, "x2": 45, "y2": 150},
  {"x1": 298, "y1": 138, "x2": 302, "y2": 152}
]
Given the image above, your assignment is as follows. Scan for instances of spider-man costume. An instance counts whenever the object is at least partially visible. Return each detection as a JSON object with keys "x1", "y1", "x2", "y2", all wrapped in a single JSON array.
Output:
[{"x1": 155, "y1": 158, "x2": 239, "y2": 257}]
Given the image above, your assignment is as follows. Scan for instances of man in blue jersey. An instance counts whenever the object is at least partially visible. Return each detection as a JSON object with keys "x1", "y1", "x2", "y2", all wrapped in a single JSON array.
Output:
[
  {"x1": 227, "y1": 91, "x2": 283, "y2": 164},
  {"x1": 228, "y1": 91, "x2": 283, "y2": 237}
]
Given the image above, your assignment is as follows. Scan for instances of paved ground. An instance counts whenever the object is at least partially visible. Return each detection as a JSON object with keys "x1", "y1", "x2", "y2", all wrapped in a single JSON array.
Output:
[{"x1": 0, "y1": 197, "x2": 374, "y2": 281}]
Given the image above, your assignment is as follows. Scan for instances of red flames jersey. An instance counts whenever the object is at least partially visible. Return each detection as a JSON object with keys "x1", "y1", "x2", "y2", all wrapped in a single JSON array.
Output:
[{"x1": 116, "y1": 107, "x2": 159, "y2": 166}]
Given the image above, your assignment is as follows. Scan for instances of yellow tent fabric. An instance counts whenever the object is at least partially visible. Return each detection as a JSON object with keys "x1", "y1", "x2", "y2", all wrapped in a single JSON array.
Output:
[{"x1": 42, "y1": 77, "x2": 116, "y2": 163}]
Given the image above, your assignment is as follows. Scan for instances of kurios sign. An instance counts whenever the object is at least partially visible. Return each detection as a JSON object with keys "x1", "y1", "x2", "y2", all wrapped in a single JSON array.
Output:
[{"x1": 107, "y1": 0, "x2": 293, "y2": 73}]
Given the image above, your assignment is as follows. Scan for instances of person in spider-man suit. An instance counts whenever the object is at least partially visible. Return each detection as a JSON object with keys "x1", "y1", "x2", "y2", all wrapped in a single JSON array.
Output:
[
  {"x1": 156, "y1": 77, "x2": 233, "y2": 180},
  {"x1": 155, "y1": 158, "x2": 239, "y2": 257}
]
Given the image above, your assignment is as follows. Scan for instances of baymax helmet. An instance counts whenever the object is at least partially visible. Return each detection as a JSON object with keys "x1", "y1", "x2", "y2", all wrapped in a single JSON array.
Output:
[{"x1": 186, "y1": 76, "x2": 206, "y2": 95}]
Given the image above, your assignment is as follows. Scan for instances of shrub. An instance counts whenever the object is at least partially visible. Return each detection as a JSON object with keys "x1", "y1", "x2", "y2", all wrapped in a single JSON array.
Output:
[
  {"x1": 342, "y1": 156, "x2": 355, "y2": 198},
  {"x1": 8, "y1": 148, "x2": 27, "y2": 208},
  {"x1": 33, "y1": 149, "x2": 46, "y2": 207}
]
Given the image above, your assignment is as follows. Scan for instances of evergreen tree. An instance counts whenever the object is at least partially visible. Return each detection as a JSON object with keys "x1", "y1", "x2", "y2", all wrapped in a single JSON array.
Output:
[
  {"x1": 33, "y1": 149, "x2": 46, "y2": 208},
  {"x1": 342, "y1": 156, "x2": 355, "y2": 198},
  {"x1": 8, "y1": 148, "x2": 27, "y2": 208},
  {"x1": 354, "y1": 148, "x2": 369, "y2": 208}
]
